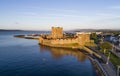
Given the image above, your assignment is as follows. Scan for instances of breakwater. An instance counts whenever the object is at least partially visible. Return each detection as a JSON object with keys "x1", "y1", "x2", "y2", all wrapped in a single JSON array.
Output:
[{"x1": 14, "y1": 35, "x2": 39, "y2": 40}]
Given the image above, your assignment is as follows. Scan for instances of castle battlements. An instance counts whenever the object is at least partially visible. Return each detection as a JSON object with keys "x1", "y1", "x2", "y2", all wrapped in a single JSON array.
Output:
[{"x1": 39, "y1": 27, "x2": 94, "y2": 48}]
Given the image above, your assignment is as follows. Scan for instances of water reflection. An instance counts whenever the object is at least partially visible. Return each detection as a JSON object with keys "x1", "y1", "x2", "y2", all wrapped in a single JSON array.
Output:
[
  {"x1": 39, "y1": 45, "x2": 87, "y2": 62},
  {"x1": 0, "y1": 31, "x2": 96, "y2": 76}
]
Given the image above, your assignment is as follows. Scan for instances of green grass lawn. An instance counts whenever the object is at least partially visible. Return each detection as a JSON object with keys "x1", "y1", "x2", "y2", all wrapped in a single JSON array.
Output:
[
  {"x1": 100, "y1": 50, "x2": 120, "y2": 67},
  {"x1": 85, "y1": 42, "x2": 97, "y2": 47},
  {"x1": 109, "y1": 53, "x2": 120, "y2": 67},
  {"x1": 54, "y1": 43, "x2": 82, "y2": 48}
]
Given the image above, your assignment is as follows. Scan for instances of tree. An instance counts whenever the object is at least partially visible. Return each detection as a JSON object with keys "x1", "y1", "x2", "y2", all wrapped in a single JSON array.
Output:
[
  {"x1": 91, "y1": 33, "x2": 97, "y2": 39},
  {"x1": 91, "y1": 33, "x2": 100, "y2": 44},
  {"x1": 113, "y1": 32, "x2": 120, "y2": 36},
  {"x1": 100, "y1": 42, "x2": 112, "y2": 54}
]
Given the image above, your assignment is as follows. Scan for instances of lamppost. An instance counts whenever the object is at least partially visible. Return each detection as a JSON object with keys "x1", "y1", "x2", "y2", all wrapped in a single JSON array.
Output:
[
  {"x1": 101, "y1": 36, "x2": 104, "y2": 44},
  {"x1": 117, "y1": 65, "x2": 120, "y2": 76},
  {"x1": 106, "y1": 51, "x2": 111, "y2": 64}
]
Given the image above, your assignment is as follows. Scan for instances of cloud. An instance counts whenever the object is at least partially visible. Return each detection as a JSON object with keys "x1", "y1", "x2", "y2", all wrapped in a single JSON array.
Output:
[
  {"x1": 28, "y1": 6, "x2": 80, "y2": 13},
  {"x1": 47, "y1": 13, "x2": 89, "y2": 18},
  {"x1": 89, "y1": 13, "x2": 120, "y2": 28},
  {"x1": 20, "y1": 12, "x2": 38, "y2": 16},
  {"x1": 93, "y1": 12, "x2": 120, "y2": 21},
  {"x1": 109, "y1": 5, "x2": 120, "y2": 9},
  {"x1": 96, "y1": 13, "x2": 120, "y2": 18}
]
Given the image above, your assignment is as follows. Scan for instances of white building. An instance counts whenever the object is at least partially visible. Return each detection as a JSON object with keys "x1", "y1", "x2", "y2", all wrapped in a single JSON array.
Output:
[{"x1": 76, "y1": 32, "x2": 91, "y2": 36}]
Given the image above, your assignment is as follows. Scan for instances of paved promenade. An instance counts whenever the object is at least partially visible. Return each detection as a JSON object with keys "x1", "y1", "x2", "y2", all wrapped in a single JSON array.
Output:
[
  {"x1": 97, "y1": 50, "x2": 117, "y2": 76},
  {"x1": 102, "y1": 63, "x2": 116, "y2": 76},
  {"x1": 84, "y1": 47, "x2": 117, "y2": 76}
]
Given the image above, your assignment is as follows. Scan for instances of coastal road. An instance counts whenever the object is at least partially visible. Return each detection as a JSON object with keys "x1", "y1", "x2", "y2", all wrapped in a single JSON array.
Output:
[{"x1": 79, "y1": 47, "x2": 117, "y2": 76}]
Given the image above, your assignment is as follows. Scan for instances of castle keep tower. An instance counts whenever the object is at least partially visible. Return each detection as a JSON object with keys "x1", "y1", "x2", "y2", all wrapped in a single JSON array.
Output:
[{"x1": 51, "y1": 27, "x2": 63, "y2": 39}]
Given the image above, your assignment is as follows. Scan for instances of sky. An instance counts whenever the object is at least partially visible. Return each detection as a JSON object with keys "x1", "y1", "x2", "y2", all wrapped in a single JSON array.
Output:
[{"x1": 0, "y1": 0, "x2": 120, "y2": 30}]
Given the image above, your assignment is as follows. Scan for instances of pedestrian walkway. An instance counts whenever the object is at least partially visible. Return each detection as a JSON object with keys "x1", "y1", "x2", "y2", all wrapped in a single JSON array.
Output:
[
  {"x1": 102, "y1": 63, "x2": 116, "y2": 76},
  {"x1": 85, "y1": 46, "x2": 117, "y2": 76}
]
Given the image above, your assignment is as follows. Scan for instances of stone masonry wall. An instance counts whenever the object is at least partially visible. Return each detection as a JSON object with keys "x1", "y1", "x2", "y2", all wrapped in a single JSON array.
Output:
[
  {"x1": 51, "y1": 38, "x2": 78, "y2": 44},
  {"x1": 51, "y1": 27, "x2": 63, "y2": 39}
]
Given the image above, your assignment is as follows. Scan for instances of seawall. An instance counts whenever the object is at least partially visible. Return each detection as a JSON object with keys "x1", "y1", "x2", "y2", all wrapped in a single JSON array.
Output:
[
  {"x1": 39, "y1": 42, "x2": 102, "y2": 59},
  {"x1": 39, "y1": 43, "x2": 83, "y2": 49}
]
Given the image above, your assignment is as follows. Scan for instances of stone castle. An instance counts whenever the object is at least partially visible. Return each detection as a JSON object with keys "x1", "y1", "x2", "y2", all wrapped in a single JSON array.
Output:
[{"x1": 39, "y1": 27, "x2": 93, "y2": 48}]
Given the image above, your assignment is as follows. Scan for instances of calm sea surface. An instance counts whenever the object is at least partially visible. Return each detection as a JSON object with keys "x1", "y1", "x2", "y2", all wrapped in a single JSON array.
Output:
[{"x1": 0, "y1": 31, "x2": 97, "y2": 76}]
